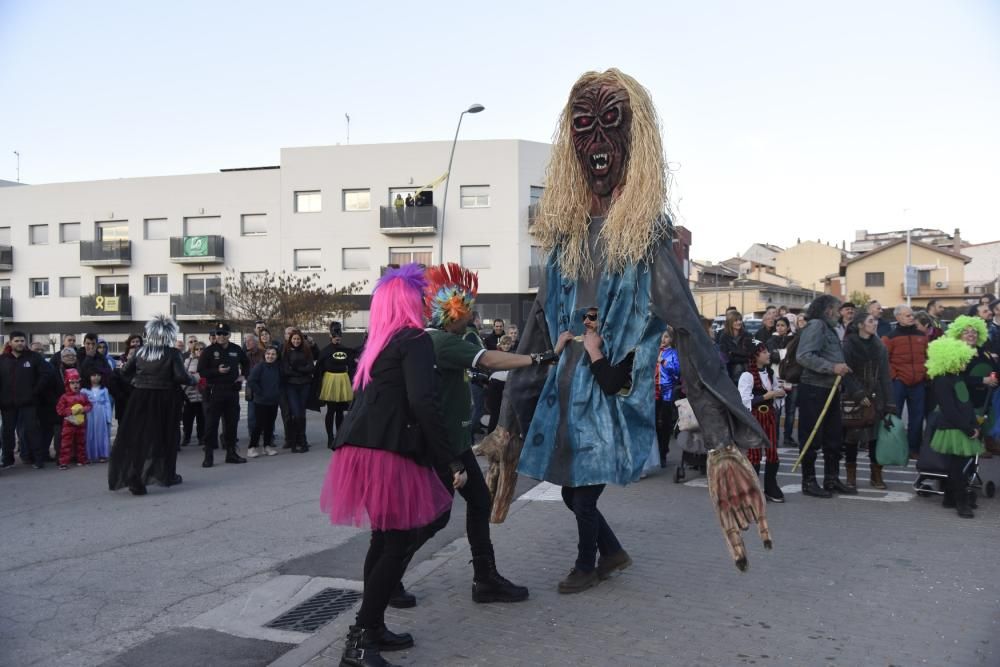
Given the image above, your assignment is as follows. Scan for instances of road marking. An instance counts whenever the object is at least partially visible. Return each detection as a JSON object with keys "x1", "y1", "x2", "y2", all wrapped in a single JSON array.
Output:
[
  {"x1": 681, "y1": 476, "x2": 915, "y2": 502},
  {"x1": 517, "y1": 481, "x2": 563, "y2": 501}
]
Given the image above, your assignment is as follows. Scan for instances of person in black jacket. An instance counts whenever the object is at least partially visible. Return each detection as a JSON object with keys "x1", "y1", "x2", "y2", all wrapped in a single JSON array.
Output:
[
  {"x1": 108, "y1": 315, "x2": 196, "y2": 495},
  {"x1": 79, "y1": 333, "x2": 112, "y2": 389},
  {"x1": 766, "y1": 316, "x2": 798, "y2": 446},
  {"x1": 280, "y1": 328, "x2": 315, "y2": 453},
  {"x1": 197, "y1": 322, "x2": 250, "y2": 467},
  {"x1": 0, "y1": 331, "x2": 46, "y2": 469},
  {"x1": 718, "y1": 310, "x2": 754, "y2": 383},
  {"x1": 247, "y1": 346, "x2": 282, "y2": 458},
  {"x1": 319, "y1": 264, "x2": 467, "y2": 666}
]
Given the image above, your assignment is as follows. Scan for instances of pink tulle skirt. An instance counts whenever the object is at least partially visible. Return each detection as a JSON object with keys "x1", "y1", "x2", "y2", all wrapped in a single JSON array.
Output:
[{"x1": 320, "y1": 445, "x2": 454, "y2": 531}]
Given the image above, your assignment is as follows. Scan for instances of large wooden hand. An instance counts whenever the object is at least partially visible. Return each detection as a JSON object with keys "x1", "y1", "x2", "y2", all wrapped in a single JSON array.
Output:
[{"x1": 706, "y1": 444, "x2": 773, "y2": 571}]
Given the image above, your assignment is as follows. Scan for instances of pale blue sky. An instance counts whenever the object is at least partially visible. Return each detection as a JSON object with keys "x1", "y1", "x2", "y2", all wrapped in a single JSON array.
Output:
[{"x1": 2, "y1": 0, "x2": 998, "y2": 260}]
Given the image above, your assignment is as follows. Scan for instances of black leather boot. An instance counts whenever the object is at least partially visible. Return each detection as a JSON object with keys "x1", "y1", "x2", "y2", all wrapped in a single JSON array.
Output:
[
  {"x1": 802, "y1": 476, "x2": 832, "y2": 498},
  {"x1": 387, "y1": 582, "x2": 416, "y2": 609},
  {"x1": 471, "y1": 555, "x2": 529, "y2": 603},
  {"x1": 764, "y1": 462, "x2": 784, "y2": 503},
  {"x1": 365, "y1": 624, "x2": 413, "y2": 652},
  {"x1": 225, "y1": 445, "x2": 246, "y2": 464},
  {"x1": 823, "y1": 477, "x2": 858, "y2": 494},
  {"x1": 202, "y1": 447, "x2": 214, "y2": 468},
  {"x1": 340, "y1": 626, "x2": 397, "y2": 667}
]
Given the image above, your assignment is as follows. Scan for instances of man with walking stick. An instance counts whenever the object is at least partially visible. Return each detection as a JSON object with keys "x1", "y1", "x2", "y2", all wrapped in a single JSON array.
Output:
[{"x1": 795, "y1": 295, "x2": 854, "y2": 497}]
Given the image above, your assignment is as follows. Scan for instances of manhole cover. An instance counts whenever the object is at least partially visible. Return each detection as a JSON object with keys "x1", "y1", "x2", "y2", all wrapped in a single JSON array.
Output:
[{"x1": 265, "y1": 587, "x2": 362, "y2": 633}]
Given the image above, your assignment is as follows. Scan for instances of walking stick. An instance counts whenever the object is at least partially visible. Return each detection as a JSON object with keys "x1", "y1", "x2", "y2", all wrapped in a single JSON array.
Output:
[{"x1": 791, "y1": 375, "x2": 842, "y2": 473}]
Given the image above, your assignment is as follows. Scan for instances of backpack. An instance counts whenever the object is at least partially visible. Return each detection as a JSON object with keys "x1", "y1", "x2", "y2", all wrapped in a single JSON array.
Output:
[{"x1": 778, "y1": 334, "x2": 803, "y2": 384}]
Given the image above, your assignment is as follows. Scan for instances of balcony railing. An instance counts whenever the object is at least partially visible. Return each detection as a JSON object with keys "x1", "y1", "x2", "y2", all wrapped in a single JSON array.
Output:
[
  {"x1": 170, "y1": 235, "x2": 225, "y2": 263},
  {"x1": 379, "y1": 206, "x2": 438, "y2": 234},
  {"x1": 0, "y1": 245, "x2": 11, "y2": 270},
  {"x1": 80, "y1": 294, "x2": 132, "y2": 320},
  {"x1": 528, "y1": 203, "x2": 540, "y2": 225},
  {"x1": 899, "y1": 281, "x2": 966, "y2": 297},
  {"x1": 170, "y1": 292, "x2": 224, "y2": 320},
  {"x1": 80, "y1": 240, "x2": 132, "y2": 266},
  {"x1": 0, "y1": 297, "x2": 11, "y2": 319}
]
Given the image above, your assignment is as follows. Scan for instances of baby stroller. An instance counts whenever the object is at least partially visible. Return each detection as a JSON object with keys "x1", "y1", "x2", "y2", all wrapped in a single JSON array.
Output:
[
  {"x1": 673, "y1": 428, "x2": 708, "y2": 483},
  {"x1": 914, "y1": 411, "x2": 996, "y2": 500}
]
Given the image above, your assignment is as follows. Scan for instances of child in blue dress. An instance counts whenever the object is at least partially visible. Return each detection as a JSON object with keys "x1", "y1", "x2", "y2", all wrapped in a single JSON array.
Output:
[{"x1": 82, "y1": 371, "x2": 114, "y2": 462}]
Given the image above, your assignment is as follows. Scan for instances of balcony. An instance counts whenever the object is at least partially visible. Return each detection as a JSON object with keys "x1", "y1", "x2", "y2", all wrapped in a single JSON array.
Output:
[
  {"x1": 170, "y1": 235, "x2": 225, "y2": 263},
  {"x1": 0, "y1": 245, "x2": 11, "y2": 271},
  {"x1": 170, "y1": 292, "x2": 224, "y2": 320},
  {"x1": 528, "y1": 203, "x2": 540, "y2": 226},
  {"x1": 379, "y1": 206, "x2": 438, "y2": 235},
  {"x1": 80, "y1": 240, "x2": 132, "y2": 266},
  {"x1": 80, "y1": 294, "x2": 132, "y2": 321},
  {"x1": 0, "y1": 297, "x2": 12, "y2": 319}
]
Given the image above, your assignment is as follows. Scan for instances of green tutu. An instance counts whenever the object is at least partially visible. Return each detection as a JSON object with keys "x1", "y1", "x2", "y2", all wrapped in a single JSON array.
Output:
[{"x1": 930, "y1": 428, "x2": 984, "y2": 457}]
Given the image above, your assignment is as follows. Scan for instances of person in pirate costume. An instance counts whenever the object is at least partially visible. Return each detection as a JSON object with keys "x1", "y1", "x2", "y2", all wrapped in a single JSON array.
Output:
[
  {"x1": 316, "y1": 321, "x2": 357, "y2": 448},
  {"x1": 478, "y1": 68, "x2": 772, "y2": 575},
  {"x1": 738, "y1": 343, "x2": 786, "y2": 503},
  {"x1": 108, "y1": 314, "x2": 196, "y2": 495}
]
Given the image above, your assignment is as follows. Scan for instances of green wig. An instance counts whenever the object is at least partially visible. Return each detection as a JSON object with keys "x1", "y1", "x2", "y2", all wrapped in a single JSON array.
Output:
[
  {"x1": 926, "y1": 336, "x2": 975, "y2": 378},
  {"x1": 944, "y1": 315, "x2": 988, "y2": 347}
]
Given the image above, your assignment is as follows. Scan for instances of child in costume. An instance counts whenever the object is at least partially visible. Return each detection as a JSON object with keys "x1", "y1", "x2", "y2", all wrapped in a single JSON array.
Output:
[
  {"x1": 316, "y1": 321, "x2": 356, "y2": 448},
  {"x1": 738, "y1": 343, "x2": 786, "y2": 503},
  {"x1": 57, "y1": 369, "x2": 92, "y2": 469},
  {"x1": 926, "y1": 328, "x2": 983, "y2": 519},
  {"x1": 82, "y1": 371, "x2": 113, "y2": 462}
]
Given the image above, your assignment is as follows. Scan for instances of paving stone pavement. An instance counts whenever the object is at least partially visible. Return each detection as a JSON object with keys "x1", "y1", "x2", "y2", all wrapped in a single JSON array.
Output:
[{"x1": 303, "y1": 452, "x2": 1000, "y2": 667}]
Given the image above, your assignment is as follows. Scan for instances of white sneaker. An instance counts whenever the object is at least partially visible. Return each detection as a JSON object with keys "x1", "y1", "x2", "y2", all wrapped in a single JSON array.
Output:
[
  {"x1": 247, "y1": 447, "x2": 260, "y2": 459},
  {"x1": 264, "y1": 446, "x2": 278, "y2": 456}
]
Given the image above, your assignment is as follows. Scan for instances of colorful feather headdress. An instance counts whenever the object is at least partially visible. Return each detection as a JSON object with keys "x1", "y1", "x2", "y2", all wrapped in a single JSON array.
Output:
[{"x1": 425, "y1": 263, "x2": 479, "y2": 328}]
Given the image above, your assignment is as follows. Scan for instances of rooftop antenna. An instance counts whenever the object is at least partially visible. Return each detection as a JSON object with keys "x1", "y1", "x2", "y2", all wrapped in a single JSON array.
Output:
[
  {"x1": 12, "y1": 151, "x2": 19, "y2": 182},
  {"x1": 345, "y1": 114, "x2": 350, "y2": 144}
]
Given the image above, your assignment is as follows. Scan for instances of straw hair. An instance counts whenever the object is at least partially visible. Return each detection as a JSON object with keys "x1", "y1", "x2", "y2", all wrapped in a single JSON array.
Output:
[{"x1": 533, "y1": 68, "x2": 667, "y2": 278}]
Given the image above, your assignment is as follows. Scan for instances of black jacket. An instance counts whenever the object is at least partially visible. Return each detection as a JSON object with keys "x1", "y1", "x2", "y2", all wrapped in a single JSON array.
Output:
[
  {"x1": 79, "y1": 352, "x2": 112, "y2": 389},
  {"x1": 197, "y1": 343, "x2": 249, "y2": 387},
  {"x1": 280, "y1": 345, "x2": 315, "y2": 385},
  {"x1": 123, "y1": 349, "x2": 195, "y2": 391},
  {"x1": 334, "y1": 328, "x2": 460, "y2": 472},
  {"x1": 0, "y1": 350, "x2": 45, "y2": 409},
  {"x1": 248, "y1": 361, "x2": 282, "y2": 406},
  {"x1": 932, "y1": 374, "x2": 978, "y2": 437},
  {"x1": 766, "y1": 333, "x2": 793, "y2": 366}
]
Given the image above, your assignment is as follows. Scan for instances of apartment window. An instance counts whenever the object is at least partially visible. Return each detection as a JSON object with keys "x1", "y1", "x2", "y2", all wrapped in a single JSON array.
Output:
[
  {"x1": 0, "y1": 227, "x2": 10, "y2": 244},
  {"x1": 343, "y1": 310, "x2": 370, "y2": 331},
  {"x1": 343, "y1": 189, "x2": 371, "y2": 212},
  {"x1": 529, "y1": 245, "x2": 545, "y2": 289},
  {"x1": 145, "y1": 274, "x2": 168, "y2": 294},
  {"x1": 185, "y1": 274, "x2": 221, "y2": 297},
  {"x1": 460, "y1": 185, "x2": 490, "y2": 208},
  {"x1": 29, "y1": 224, "x2": 48, "y2": 245},
  {"x1": 388, "y1": 246, "x2": 432, "y2": 266},
  {"x1": 96, "y1": 220, "x2": 129, "y2": 241},
  {"x1": 96, "y1": 275, "x2": 129, "y2": 298},
  {"x1": 295, "y1": 190, "x2": 322, "y2": 213},
  {"x1": 865, "y1": 272, "x2": 885, "y2": 288},
  {"x1": 479, "y1": 304, "x2": 511, "y2": 327},
  {"x1": 529, "y1": 186, "x2": 544, "y2": 206},
  {"x1": 342, "y1": 247, "x2": 370, "y2": 270},
  {"x1": 241, "y1": 213, "x2": 267, "y2": 236},
  {"x1": 60, "y1": 222, "x2": 81, "y2": 243},
  {"x1": 144, "y1": 218, "x2": 168, "y2": 240},
  {"x1": 30, "y1": 278, "x2": 49, "y2": 298},
  {"x1": 294, "y1": 248, "x2": 322, "y2": 270},
  {"x1": 918, "y1": 270, "x2": 931, "y2": 287},
  {"x1": 183, "y1": 216, "x2": 220, "y2": 236},
  {"x1": 460, "y1": 245, "x2": 491, "y2": 269},
  {"x1": 60, "y1": 277, "x2": 81, "y2": 297}
]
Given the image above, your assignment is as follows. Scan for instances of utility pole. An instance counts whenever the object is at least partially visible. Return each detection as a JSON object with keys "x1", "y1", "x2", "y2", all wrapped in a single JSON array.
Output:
[
  {"x1": 13, "y1": 151, "x2": 19, "y2": 183},
  {"x1": 345, "y1": 114, "x2": 350, "y2": 144}
]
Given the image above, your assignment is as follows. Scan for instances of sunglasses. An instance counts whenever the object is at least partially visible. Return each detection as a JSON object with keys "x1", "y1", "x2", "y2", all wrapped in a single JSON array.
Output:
[{"x1": 583, "y1": 313, "x2": 598, "y2": 322}]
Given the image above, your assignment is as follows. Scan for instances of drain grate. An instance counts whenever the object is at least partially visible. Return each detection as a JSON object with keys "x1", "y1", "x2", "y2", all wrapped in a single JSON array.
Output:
[{"x1": 265, "y1": 587, "x2": 363, "y2": 633}]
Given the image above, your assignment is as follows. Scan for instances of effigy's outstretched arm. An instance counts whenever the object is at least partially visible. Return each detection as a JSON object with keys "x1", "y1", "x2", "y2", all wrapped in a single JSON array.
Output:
[
  {"x1": 478, "y1": 291, "x2": 552, "y2": 523},
  {"x1": 650, "y1": 239, "x2": 773, "y2": 571}
]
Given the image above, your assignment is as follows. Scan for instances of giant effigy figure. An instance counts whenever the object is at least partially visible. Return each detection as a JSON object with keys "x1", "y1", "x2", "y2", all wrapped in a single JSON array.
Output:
[{"x1": 479, "y1": 68, "x2": 773, "y2": 572}]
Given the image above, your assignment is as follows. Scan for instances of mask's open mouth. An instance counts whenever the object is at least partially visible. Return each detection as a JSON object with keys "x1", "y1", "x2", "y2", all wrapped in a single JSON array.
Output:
[{"x1": 589, "y1": 152, "x2": 610, "y2": 174}]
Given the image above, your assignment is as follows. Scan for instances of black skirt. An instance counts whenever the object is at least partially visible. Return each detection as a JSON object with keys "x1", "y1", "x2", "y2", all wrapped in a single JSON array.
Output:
[{"x1": 108, "y1": 387, "x2": 183, "y2": 490}]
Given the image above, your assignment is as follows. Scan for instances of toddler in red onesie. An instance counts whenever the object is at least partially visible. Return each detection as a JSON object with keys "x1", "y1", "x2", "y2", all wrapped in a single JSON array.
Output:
[{"x1": 57, "y1": 368, "x2": 92, "y2": 469}]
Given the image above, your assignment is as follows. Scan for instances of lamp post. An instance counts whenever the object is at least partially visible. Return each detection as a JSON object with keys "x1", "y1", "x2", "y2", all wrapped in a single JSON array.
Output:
[{"x1": 438, "y1": 104, "x2": 485, "y2": 262}]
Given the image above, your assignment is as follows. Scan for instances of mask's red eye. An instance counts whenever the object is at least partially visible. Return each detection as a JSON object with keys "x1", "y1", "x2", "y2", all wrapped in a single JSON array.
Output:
[
  {"x1": 572, "y1": 115, "x2": 595, "y2": 131},
  {"x1": 600, "y1": 108, "x2": 620, "y2": 125}
]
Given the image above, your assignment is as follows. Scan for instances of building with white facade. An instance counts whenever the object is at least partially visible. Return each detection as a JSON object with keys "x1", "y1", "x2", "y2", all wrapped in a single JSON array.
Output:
[{"x1": 0, "y1": 140, "x2": 551, "y2": 352}]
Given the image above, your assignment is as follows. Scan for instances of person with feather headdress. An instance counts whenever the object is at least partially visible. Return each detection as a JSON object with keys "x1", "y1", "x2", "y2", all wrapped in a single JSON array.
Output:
[{"x1": 108, "y1": 314, "x2": 196, "y2": 495}]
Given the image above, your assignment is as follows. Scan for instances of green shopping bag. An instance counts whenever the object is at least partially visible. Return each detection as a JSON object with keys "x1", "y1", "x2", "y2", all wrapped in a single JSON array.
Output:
[{"x1": 876, "y1": 414, "x2": 909, "y2": 467}]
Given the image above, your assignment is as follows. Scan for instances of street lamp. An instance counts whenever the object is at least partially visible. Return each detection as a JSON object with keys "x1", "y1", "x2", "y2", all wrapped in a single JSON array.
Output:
[{"x1": 438, "y1": 104, "x2": 485, "y2": 262}]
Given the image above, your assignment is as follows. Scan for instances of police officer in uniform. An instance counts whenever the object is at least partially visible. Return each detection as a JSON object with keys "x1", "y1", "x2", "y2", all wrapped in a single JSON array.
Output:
[{"x1": 197, "y1": 322, "x2": 250, "y2": 467}]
